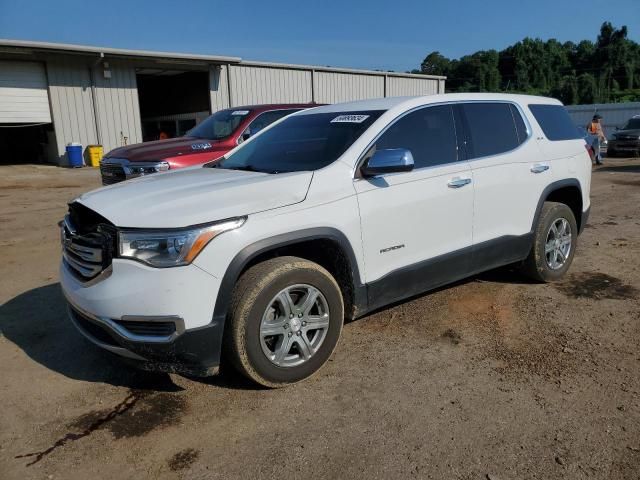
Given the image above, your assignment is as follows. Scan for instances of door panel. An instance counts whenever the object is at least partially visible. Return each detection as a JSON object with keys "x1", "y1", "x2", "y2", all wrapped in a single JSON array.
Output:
[{"x1": 355, "y1": 162, "x2": 474, "y2": 284}]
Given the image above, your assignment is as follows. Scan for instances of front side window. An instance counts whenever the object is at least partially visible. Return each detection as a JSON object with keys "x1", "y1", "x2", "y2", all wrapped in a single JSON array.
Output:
[
  {"x1": 374, "y1": 105, "x2": 458, "y2": 168},
  {"x1": 187, "y1": 109, "x2": 253, "y2": 140},
  {"x1": 528, "y1": 104, "x2": 582, "y2": 141},
  {"x1": 460, "y1": 103, "x2": 522, "y2": 159},
  {"x1": 243, "y1": 109, "x2": 301, "y2": 138},
  {"x1": 215, "y1": 110, "x2": 384, "y2": 173}
]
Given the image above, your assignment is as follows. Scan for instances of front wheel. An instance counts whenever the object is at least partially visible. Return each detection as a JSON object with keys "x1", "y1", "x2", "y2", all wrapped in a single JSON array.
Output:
[
  {"x1": 225, "y1": 256, "x2": 344, "y2": 388},
  {"x1": 522, "y1": 202, "x2": 578, "y2": 282}
]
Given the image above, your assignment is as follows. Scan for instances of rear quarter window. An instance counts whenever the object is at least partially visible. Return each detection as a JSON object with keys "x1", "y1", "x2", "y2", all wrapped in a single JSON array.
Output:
[{"x1": 528, "y1": 104, "x2": 582, "y2": 141}]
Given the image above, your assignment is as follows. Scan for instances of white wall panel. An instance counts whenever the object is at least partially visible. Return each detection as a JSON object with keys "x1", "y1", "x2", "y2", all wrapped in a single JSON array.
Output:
[
  {"x1": 314, "y1": 72, "x2": 384, "y2": 103},
  {"x1": 228, "y1": 65, "x2": 312, "y2": 106},
  {"x1": 209, "y1": 64, "x2": 230, "y2": 111},
  {"x1": 92, "y1": 61, "x2": 142, "y2": 154},
  {"x1": 386, "y1": 76, "x2": 440, "y2": 97},
  {"x1": 46, "y1": 58, "x2": 97, "y2": 162}
]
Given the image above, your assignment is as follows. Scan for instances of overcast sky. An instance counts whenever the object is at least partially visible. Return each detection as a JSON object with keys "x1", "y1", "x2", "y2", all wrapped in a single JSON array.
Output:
[{"x1": 1, "y1": 0, "x2": 639, "y2": 71}]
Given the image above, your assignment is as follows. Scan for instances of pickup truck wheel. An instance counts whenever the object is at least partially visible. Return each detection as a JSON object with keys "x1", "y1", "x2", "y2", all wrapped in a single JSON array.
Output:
[
  {"x1": 226, "y1": 256, "x2": 343, "y2": 388},
  {"x1": 522, "y1": 202, "x2": 577, "y2": 282}
]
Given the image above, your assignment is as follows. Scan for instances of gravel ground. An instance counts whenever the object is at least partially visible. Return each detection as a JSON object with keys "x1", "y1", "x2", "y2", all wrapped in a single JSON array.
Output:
[{"x1": 0, "y1": 160, "x2": 639, "y2": 479}]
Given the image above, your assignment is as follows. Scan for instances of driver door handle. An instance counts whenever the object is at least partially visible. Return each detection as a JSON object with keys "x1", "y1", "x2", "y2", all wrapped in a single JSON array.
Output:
[{"x1": 447, "y1": 177, "x2": 472, "y2": 188}]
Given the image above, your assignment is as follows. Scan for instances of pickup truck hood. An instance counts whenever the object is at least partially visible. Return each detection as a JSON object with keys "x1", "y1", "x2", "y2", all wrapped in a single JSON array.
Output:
[
  {"x1": 105, "y1": 136, "x2": 224, "y2": 162},
  {"x1": 76, "y1": 167, "x2": 313, "y2": 228}
]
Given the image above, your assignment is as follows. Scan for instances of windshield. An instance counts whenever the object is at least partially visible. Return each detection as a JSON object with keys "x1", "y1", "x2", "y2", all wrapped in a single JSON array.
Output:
[
  {"x1": 622, "y1": 118, "x2": 640, "y2": 130},
  {"x1": 214, "y1": 110, "x2": 384, "y2": 173},
  {"x1": 187, "y1": 109, "x2": 252, "y2": 140}
]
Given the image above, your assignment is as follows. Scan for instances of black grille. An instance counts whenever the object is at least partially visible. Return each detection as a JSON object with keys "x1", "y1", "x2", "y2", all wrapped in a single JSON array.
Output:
[
  {"x1": 62, "y1": 203, "x2": 116, "y2": 281},
  {"x1": 69, "y1": 306, "x2": 119, "y2": 346},
  {"x1": 100, "y1": 163, "x2": 126, "y2": 185},
  {"x1": 113, "y1": 320, "x2": 176, "y2": 337}
]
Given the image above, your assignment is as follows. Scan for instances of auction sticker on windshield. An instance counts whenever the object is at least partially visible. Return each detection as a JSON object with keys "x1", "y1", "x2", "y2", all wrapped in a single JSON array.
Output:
[
  {"x1": 231, "y1": 110, "x2": 250, "y2": 116},
  {"x1": 331, "y1": 114, "x2": 370, "y2": 123}
]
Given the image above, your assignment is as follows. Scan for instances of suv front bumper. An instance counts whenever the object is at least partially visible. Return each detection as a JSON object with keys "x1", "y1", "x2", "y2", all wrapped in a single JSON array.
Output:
[{"x1": 60, "y1": 258, "x2": 225, "y2": 376}]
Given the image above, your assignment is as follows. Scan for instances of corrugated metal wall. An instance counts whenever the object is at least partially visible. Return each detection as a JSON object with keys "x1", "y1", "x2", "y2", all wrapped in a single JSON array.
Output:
[
  {"x1": 92, "y1": 61, "x2": 142, "y2": 153},
  {"x1": 228, "y1": 65, "x2": 312, "y2": 105},
  {"x1": 314, "y1": 71, "x2": 384, "y2": 103},
  {"x1": 386, "y1": 76, "x2": 440, "y2": 97},
  {"x1": 566, "y1": 102, "x2": 640, "y2": 131},
  {"x1": 46, "y1": 58, "x2": 98, "y2": 162}
]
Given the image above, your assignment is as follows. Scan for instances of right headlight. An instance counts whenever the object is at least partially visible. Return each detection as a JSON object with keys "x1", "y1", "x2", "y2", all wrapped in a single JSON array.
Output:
[{"x1": 118, "y1": 217, "x2": 246, "y2": 267}]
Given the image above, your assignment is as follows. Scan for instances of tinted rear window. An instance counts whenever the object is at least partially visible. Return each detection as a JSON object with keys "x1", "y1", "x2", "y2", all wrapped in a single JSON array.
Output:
[
  {"x1": 460, "y1": 103, "x2": 521, "y2": 159},
  {"x1": 528, "y1": 104, "x2": 582, "y2": 141}
]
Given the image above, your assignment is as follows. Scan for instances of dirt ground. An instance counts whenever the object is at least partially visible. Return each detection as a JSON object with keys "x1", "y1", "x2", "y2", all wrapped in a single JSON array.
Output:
[{"x1": 0, "y1": 160, "x2": 639, "y2": 480}]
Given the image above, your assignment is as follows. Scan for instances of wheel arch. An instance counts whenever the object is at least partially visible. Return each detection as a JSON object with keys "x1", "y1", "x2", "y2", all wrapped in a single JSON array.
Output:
[
  {"x1": 532, "y1": 179, "x2": 585, "y2": 233},
  {"x1": 213, "y1": 228, "x2": 366, "y2": 327}
]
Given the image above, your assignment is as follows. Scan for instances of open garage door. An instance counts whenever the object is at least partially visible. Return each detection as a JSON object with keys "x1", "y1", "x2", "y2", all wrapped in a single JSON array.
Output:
[
  {"x1": 136, "y1": 69, "x2": 210, "y2": 141},
  {"x1": 0, "y1": 61, "x2": 52, "y2": 123}
]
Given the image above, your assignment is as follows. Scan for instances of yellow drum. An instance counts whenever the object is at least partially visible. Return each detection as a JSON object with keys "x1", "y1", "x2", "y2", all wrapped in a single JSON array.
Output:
[{"x1": 87, "y1": 145, "x2": 103, "y2": 168}]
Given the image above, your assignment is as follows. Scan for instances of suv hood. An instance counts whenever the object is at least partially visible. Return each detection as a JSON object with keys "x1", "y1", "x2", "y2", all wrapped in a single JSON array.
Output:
[
  {"x1": 76, "y1": 167, "x2": 313, "y2": 228},
  {"x1": 105, "y1": 137, "x2": 225, "y2": 162}
]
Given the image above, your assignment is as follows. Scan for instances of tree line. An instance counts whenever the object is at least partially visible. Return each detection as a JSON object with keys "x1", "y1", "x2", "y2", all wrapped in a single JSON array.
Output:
[{"x1": 413, "y1": 22, "x2": 640, "y2": 105}]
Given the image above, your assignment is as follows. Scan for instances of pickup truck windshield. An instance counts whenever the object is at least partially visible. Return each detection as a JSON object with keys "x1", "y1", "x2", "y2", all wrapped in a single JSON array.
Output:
[
  {"x1": 187, "y1": 109, "x2": 253, "y2": 140},
  {"x1": 622, "y1": 118, "x2": 640, "y2": 130},
  {"x1": 214, "y1": 110, "x2": 384, "y2": 173}
]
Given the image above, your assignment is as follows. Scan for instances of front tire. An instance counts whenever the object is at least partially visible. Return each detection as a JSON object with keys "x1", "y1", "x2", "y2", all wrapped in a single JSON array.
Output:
[
  {"x1": 522, "y1": 202, "x2": 578, "y2": 282},
  {"x1": 226, "y1": 256, "x2": 344, "y2": 388}
]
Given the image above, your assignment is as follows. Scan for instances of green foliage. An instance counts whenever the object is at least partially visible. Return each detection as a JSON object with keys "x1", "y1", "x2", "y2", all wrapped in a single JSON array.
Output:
[{"x1": 416, "y1": 22, "x2": 640, "y2": 104}]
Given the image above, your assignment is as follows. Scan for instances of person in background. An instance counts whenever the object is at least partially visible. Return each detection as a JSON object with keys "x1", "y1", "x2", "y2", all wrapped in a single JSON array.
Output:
[{"x1": 587, "y1": 114, "x2": 606, "y2": 165}]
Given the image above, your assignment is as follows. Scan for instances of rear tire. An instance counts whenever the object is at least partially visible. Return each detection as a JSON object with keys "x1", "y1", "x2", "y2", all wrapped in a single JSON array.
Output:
[
  {"x1": 225, "y1": 256, "x2": 343, "y2": 388},
  {"x1": 522, "y1": 202, "x2": 577, "y2": 282}
]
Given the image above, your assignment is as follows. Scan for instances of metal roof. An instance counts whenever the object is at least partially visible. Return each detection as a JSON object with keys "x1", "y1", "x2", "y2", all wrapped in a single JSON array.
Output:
[
  {"x1": 0, "y1": 38, "x2": 445, "y2": 80},
  {"x1": 0, "y1": 38, "x2": 242, "y2": 63}
]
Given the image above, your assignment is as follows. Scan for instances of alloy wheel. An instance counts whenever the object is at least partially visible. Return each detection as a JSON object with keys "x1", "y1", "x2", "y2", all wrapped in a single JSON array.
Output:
[{"x1": 259, "y1": 284, "x2": 330, "y2": 367}]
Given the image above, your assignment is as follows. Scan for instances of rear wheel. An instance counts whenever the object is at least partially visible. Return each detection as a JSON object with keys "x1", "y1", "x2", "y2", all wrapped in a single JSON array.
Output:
[
  {"x1": 522, "y1": 202, "x2": 577, "y2": 282},
  {"x1": 226, "y1": 256, "x2": 343, "y2": 388}
]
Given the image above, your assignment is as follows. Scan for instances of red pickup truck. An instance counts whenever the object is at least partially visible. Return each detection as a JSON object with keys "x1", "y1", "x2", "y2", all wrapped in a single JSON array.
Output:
[{"x1": 100, "y1": 103, "x2": 315, "y2": 185}]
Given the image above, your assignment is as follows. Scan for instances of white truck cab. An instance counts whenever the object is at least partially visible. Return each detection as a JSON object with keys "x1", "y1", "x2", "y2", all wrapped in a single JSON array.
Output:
[{"x1": 60, "y1": 93, "x2": 591, "y2": 387}]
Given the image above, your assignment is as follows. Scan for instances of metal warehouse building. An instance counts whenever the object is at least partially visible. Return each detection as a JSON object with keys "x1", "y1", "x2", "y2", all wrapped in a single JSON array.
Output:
[{"x1": 0, "y1": 39, "x2": 445, "y2": 165}]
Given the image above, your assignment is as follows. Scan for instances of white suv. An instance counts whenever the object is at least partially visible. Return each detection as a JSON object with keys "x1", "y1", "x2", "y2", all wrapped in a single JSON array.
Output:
[{"x1": 60, "y1": 94, "x2": 592, "y2": 387}]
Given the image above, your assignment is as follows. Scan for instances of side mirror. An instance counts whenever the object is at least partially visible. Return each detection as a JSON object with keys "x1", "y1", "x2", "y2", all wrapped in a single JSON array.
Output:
[{"x1": 361, "y1": 148, "x2": 414, "y2": 177}]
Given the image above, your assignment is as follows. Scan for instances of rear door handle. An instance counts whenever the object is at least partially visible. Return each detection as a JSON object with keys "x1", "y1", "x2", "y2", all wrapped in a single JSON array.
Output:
[
  {"x1": 447, "y1": 177, "x2": 472, "y2": 188},
  {"x1": 531, "y1": 164, "x2": 550, "y2": 174}
]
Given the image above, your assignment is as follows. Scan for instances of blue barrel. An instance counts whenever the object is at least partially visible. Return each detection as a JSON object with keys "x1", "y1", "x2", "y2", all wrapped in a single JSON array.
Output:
[{"x1": 66, "y1": 142, "x2": 83, "y2": 168}]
